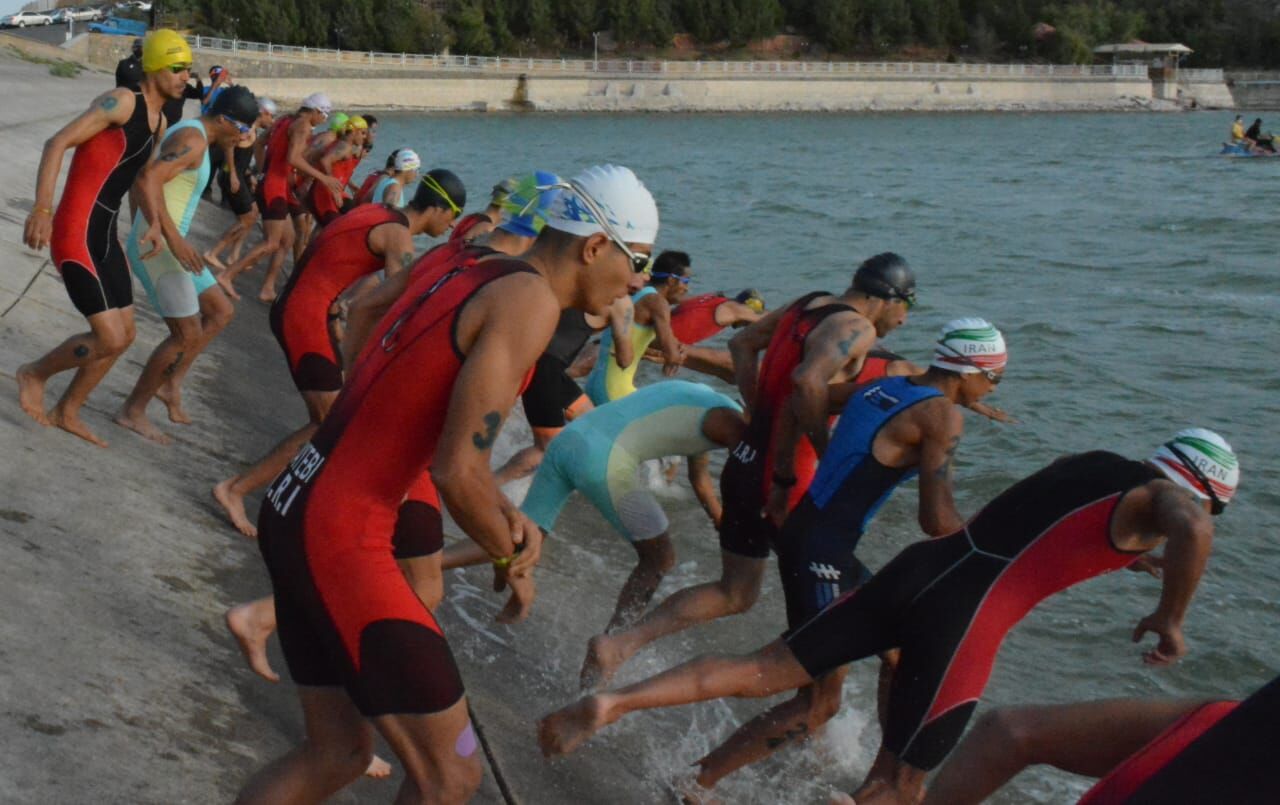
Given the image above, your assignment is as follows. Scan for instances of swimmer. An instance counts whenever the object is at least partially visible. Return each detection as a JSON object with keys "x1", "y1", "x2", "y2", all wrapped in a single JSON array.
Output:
[
  {"x1": 580, "y1": 253, "x2": 915, "y2": 688},
  {"x1": 921, "y1": 674, "x2": 1279, "y2": 804},
  {"x1": 212, "y1": 171, "x2": 463, "y2": 538},
  {"x1": 203, "y1": 98, "x2": 276, "y2": 274},
  {"x1": 17, "y1": 30, "x2": 192, "y2": 447},
  {"x1": 541, "y1": 429, "x2": 1238, "y2": 805},
  {"x1": 669, "y1": 287, "x2": 766, "y2": 345},
  {"x1": 114, "y1": 87, "x2": 262, "y2": 443},
  {"x1": 369, "y1": 148, "x2": 420, "y2": 207},
  {"x1": 583, "y1": 249, "x2": 690, "y2": 405},
  {"x1": 234, "y1": 165, "x2": 657, "y2": 804},
  {"x1": 305, "y1": 115, "x2": 367, "y2": 227},
  {"x1": 448, "y1": 380, "x2": 746, "y2": 628},
  {"x1": 352, "y1": 148, "x2": 398, "y2": 204},
  {"x1": 685, "y1": 319, "x2": 1007, "y2": 792},
  {"x1": 216, "y1": 93, "x2": 342, "y2": 303}
]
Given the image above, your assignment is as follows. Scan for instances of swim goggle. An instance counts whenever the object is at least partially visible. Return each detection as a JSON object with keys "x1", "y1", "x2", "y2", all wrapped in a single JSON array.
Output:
[
  {"x1": 166, "y1": 62, "x2": 193, "y2": 74},
  {"x1": 421, "y1": 174, "x2": 463, "y2": 216},
  {"x1": 534, "y1": 179, "x2": 652, "y2": 273},
  {"x1": 1164, "y1": 442, "x2": 1227, "y2": 516},
  {"x1": 220, "y1": 115, "x2": 252, "y2": 135},
  {"x1": 650, "y1": 271, "x2": 690, "y2": 285},
  {"x1": 935, "y1": 342, "x2": 1003, "y2": 384}
]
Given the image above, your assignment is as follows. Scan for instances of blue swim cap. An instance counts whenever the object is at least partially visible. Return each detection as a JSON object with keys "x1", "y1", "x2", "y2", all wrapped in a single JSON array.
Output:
[{"x1": 497, "y1": 170, "x2": 562, "y2": 238}]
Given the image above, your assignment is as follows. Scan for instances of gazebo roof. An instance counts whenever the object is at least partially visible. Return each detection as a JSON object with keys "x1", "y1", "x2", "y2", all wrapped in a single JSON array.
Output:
[{"x1": 1093, "y1": 42, "x2": 1193, "y2": 55}]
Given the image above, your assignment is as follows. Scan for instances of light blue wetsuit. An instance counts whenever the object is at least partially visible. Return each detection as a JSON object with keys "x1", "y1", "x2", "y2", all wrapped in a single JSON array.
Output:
[
  {"x1": 584, "y1": 286, "x2": 658, "y2": 406},
  {"x1": 125, "y1": 119, "x2": 218, "y2": 318},
  {"x1": 371, "y1": 174, "x2": 406, "y2": 208},
  {"x1": 522, "y1": 380, "x2": 741, "y2": 542}
]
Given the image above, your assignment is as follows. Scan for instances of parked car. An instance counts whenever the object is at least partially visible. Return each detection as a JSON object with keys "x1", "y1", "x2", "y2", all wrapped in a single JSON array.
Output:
[
  {"x1": 1, "y1": 11, "x2": 55, "y2": 27},
  {"x1": 86, "y1": 14, "x2": 146, "y2": 35},
  {"x1": 67, "y1": 6, "x2": 107, "y2": 21},
  {"x1": 49, "y1": 8, "x2": 71, "y2": 22}
]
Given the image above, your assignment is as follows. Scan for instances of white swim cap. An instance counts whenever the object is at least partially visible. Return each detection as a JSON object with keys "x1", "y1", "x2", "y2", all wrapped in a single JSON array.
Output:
[
  {"x1": 932, "y1": 318, "x2": 1007, "y2": 374},
  {"x1": 302, "y1": 92, "x2": 332, "y2": 114},
  {"x1": 1152, "y1": 428, "x2": 1239, "y2": 513},
  {"x1": 258, "y1": 97, "x2": 278, "y2": 115},
  {"x1": 545, "y1": 164, "x2": 659, "y2": 244},
  {"x1": 394, "y1": 149, "x2": 421, "y2": 172}
]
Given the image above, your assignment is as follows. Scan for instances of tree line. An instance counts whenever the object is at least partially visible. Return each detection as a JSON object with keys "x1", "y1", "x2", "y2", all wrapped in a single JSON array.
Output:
[{"x1": 168, "y1": 0, "x2": 1280, "y2": 67}]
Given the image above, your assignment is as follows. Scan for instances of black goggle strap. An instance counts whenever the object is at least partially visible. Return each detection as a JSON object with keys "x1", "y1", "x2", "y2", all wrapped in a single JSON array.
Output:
[{"x1": 1165, "y1": 442, "x2": 1226, "y2": 515}]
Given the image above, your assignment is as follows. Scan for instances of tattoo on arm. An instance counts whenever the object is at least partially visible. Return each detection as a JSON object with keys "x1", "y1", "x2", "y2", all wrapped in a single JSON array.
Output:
[
  {"x1": 835, "y1": 327, "x2": 866, "y2": 357},
  {"x1": 99, "y1": 96, "x2": 118, "y2": 112},
  {"x1": 471, "y1": 411, "x2": 501, "y2": 450},
  {"x1": 935, "y1": 434, "x2": 961, "y2": 480},
  {"x1": 399, "y1": 252, "x2": 413, "y2": 270},
  {"x1": 159, "y1": 145, "x2": 192, "y2": 163}
]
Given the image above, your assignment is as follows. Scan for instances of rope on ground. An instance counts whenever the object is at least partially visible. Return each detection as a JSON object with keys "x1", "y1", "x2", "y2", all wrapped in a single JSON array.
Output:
[
  {"x1": 468, "y1": 702, "x2": 520, "y2": 805},
  {"x1": 1, "y1": 258, "x2": 48, "y2": 318}
]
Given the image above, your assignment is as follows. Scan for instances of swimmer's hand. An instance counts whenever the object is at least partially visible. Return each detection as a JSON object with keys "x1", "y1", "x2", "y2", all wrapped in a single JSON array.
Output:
[
  {"x1": 229, "y1": 172, "x2": 241, "y2": 195},
  {"x1": 137, "y1": 222, "x2": 165, "y2": 260},
  {"x1": 168, "y1": 233, "x2": 206, "y2": 274},
  {"x1": 505, "y1": 509, "x2": 544, "y2": 578},
  {"x1": 322, "y1": 175, "x2": 345, "y2": 197},
  {"x1": 23, "y1": 207, "x2": 53, "y2": 251},
  {"x1": 1126, "y1": 554, "x2": 1164, "y2": 579},
  {"x1": 967, "y1": 401, "x2": 1017, "y2": 424},
  {"x1": 662, "y1": 344, "x2": 689, "y2": 377},
  {"x1": 1132, "y1": 612, "x2": 1186, "y2": 666}
]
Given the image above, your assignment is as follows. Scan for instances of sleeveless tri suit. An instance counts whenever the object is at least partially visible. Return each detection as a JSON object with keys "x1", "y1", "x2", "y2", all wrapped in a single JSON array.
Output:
[
  {"x1": 51, "y1": 90, "x2": 160, "y2": 317},
  {"x1": 257, "y1": 259, "x2": 537, "y2": 715},
  {"x1": 784, "y1": 451, "x2": 1164, "y2": 771},
  {"x1": 256, "y1": 114, "x2": 297, "y2": 221},
  {"x1": 669, "y1": 293, "x2": 730, "y2": 344}
]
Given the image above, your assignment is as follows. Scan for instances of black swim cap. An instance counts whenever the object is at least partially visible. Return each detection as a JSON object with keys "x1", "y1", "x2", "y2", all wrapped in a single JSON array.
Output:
[
  {"x1": 853, "y1": 252, "x2": 916, "y2": 305},
  {"x1": 209, "y1": 85, "x2": 261, "y2": 127},
  {"x1": 410, "y1": 168, "x2": 467, "y2": 213}
]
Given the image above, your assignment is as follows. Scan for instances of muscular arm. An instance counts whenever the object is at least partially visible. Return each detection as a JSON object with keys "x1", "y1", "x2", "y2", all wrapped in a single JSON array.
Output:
[
  {"x1": 607, "y1": 296, "x2": 636, "y2": 369},
  {"x1": 646, "y1": 344, "x2": 734, "y2": 383},
  {"x1": 1149, "y1": 491, "x2": 1214, "y2": 627},
  {"x1": 369, "y1": 222, "x2": 417, "y2": 278},
  {"x1": 431, "y1": 277, "x2": 560, "y2": 560},
  {"x1": 686, "y1": 452, "x2": 721, "y2": 526},
  {"x1": 137, "y1": 127, "x2": 204, "y2": 236},
  {"x1": 640, "y1": 293, "x2": 684, "y2": 370},
  {"x1": 914, "y1": 404, "x2": 966, "y2": 536},
  {"x1": 341, "y1": 268, "x2": 413, "y2": 369},
  {"x1": 26, "y1": 89, "x2": 135, "y2": 248},
  {"x1": 222, "y1": 140, "x2": 240, "y2": 193},
  {"x1": 728, "y1": 304, "x2": 787, "y2": 407},
  {"x1": 714, "y1": 299, "x2": 763, "y2": 328},
  {"x1": 788, "y1": 312, "x2": 874, "y2": 459},
  {"x1": 287, "y1": 120, "x2": 333, "y2": 184},
  {"x1": 381, "y1": 181, "x2": 401, "y2": 207}
]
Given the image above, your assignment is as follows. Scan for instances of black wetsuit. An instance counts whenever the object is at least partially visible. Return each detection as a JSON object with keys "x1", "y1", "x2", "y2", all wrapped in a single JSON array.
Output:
[{"x1": 521, "y1": 310, "x2": 598, "y2": 429}]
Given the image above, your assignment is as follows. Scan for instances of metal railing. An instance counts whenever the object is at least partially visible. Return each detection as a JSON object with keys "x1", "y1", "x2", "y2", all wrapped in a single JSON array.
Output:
[
  {"x1": 188, "y1": 35, "x2": 1151, "y2": 80},
  {"x1": 1178, "y1": 68, "x2": 1225, "y2": 82}
]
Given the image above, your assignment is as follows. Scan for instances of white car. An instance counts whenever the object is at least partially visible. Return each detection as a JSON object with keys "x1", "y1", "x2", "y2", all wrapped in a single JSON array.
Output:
[
  {"x1": 67, "y1": 6, "x2": 107, "y2": 20},
  {"x1": 2, "y1": 11, "x2": 54, "y2": 27}
]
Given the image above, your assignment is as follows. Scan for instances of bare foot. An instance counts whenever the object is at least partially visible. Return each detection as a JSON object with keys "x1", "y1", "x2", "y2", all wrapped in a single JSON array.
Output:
[
  {"x1": 676, "y1": 773, "x2": 723, "y2": 805},
  {"x1": 364, "y1": 754, "x2": 392, "y2": 778},
  {"x1": 225, "y1": 601, "x2": 279, "y2": 682},
  {"x1": 16, "y1": 364, "x2": 50, "y2": 426},
  {"x1": 114, "y1": 406, "x2": 173, "y2": 445},
  {"x1": 579, "y1": 632, "x2": 628, "y2": 690},
  {"x1": 203, "y1": 250, "x2": 227, "y2": 272},
  {"x1": 538, "y1": 694, "x2": 612, "y2": 757},
  {"x1": 257, "y1": 288, "x2": 277, "y2": 304},
  {"x1": 213, "y1": 478, "x2": 258, "y2": 538},
  {"x1": 155, "y1": 384, "x2": 193, "y2": 425},
  {"x1": 215, "y1": 272, "x2": 241, "y2": 301},
  {"x1": 48, "y1": 404, "x2": 107, "y2": 447}
]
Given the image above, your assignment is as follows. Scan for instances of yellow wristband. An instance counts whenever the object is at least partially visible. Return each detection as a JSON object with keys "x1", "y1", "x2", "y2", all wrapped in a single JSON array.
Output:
[
  {"x1": 492, "y1": 554, "x2": 514, "y2": 570},
  {"x1": 33, "y1": 206, "x2": 53, "y2": 216}
]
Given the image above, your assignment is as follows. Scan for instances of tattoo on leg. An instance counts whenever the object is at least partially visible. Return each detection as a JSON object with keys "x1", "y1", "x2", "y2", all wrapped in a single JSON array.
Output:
[
  {"x1": 163, "y1": 351, "x2": 185, "y2": 377},
  {"x1": 74, "y1": 344, "x2": 90, "y2": 358},
  {"x1": 764, "y1": 722, "x2": 810, "y2": 749},
  {"x1": 472, "y1": 411, "x2": 501, "y2": 449}
]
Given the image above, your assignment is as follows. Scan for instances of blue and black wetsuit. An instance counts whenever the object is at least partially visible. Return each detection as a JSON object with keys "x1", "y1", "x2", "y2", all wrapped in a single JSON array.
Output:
[{"x1": 776, "y1": 376, "x2": 942, "y2": 627}]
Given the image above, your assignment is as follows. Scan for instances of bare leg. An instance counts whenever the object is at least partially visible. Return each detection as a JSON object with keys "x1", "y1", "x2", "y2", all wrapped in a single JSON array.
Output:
[
  {"x1": 258, "y1": 232, "x2": 293, "y2": 304},
  {"x1": 442, "y1": 541, "x2": 488, "y2": 570},
  {"x1": 605, "y1": 534, "x2": 676, "y2": 633},
  {"x1": 922, "y1": 698, "x2": 1208, "y2": 805},
  {"x1": 581, "y1": 550, "x2": 765, "y2": 689},
  {"x1": 695, "y1": 667, "x2": 847, "y2": 790},
  {"x1": 226, "y1": 596, "x2": 280, "y2": 683},
  {"x1": 220, "y1": 217, "x2": 289, "y2": 299},
  {"x1": 115, "y1": 315, "x2": 204, "y2": 444},
  {"x1": 28, "y1": 307, "x2": 137, "y2": 447},
  {"x1": 373, "y1": 697, "x2": 483, "y2": 804},
  {"x1": 398, "y1": 553, "x2": 444, "y2": 613},
  {"x1": 494, "y1": 425, "x2": 561, "y2": 485},
  {"x1": 541, "y1": 639, "x2": 812, "y2": 757},
  {"x1": 213, "y1": 422, "x2": 318, "y2": 538},
  {"x1": 235, "y1": 686, "x2": 373, "y2": 804},
  {"x1": 153, "y1": 286, "x2": 235, "y2": 425}
]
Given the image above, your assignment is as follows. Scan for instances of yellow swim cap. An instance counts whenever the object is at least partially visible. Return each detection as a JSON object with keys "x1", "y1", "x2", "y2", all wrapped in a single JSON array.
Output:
[
  {"x1": 141, "y1": 29, "x2": 193, "y2": 73},
  {"x1": 348, "y1": 116, "x2": 368, "y2": 130}
]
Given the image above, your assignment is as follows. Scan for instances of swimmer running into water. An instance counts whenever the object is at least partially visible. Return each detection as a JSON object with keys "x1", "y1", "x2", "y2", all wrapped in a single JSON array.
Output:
[{"x1": 542, "y1": 429, "x2": 1238, "y2": 805}]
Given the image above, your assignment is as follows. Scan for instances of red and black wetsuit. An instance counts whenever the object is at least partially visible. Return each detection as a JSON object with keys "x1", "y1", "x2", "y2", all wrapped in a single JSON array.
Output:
[
  {"x1": 1098, "y1": 672, "x2": 1279, "y2": 803},
  {"x1": 852, "y1": 348, "x2": 900, "y2": 385},
  {"x1": 718, "y1": 292, "x2": 851, "y2": 559},
  {"x1": 784, "y1": 451, "x2": 1164, "y2": 772},
  {"x1": 256, "y1": 114, "x2": 297, "y2": 221},
  {"x1": 354, "y1": 169, "x2": 385, "y2": 205},
  {"x1": 268, "y1": 204, "x2": 406, "y2": 393},
  {"x1": 51, "y1": 90, "x2": 159, "y2": 318},
  {"x1": 670, "y1": 293, "x2": 729, "y2": 344},
  {"x1": 308, "y1": 147, "x2": 361, "y2": 226},
  {"x1": 257, "y1": 258, "x2": 537, "y2": 716}
]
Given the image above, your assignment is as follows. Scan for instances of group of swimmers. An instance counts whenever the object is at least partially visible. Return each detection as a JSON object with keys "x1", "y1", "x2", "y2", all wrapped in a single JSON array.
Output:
[{"x1": 14, "y1": 28, "x2": 1272, "y2": 804}]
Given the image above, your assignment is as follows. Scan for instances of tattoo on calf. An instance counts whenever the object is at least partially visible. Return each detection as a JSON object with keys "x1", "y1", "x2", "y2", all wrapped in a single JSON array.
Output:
[
  {"x1": 764, "y1": 722, "x2": 810, "y2": 749},
  {"x1": 163, "y1": 351, "x2": 185, "y2": 377},
  {"x1": 73, "y1": 344, "x2": 90, "y2": 358},
  {"x1": 472, "y1": 411, "x2": 501, "y2": 449}
]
